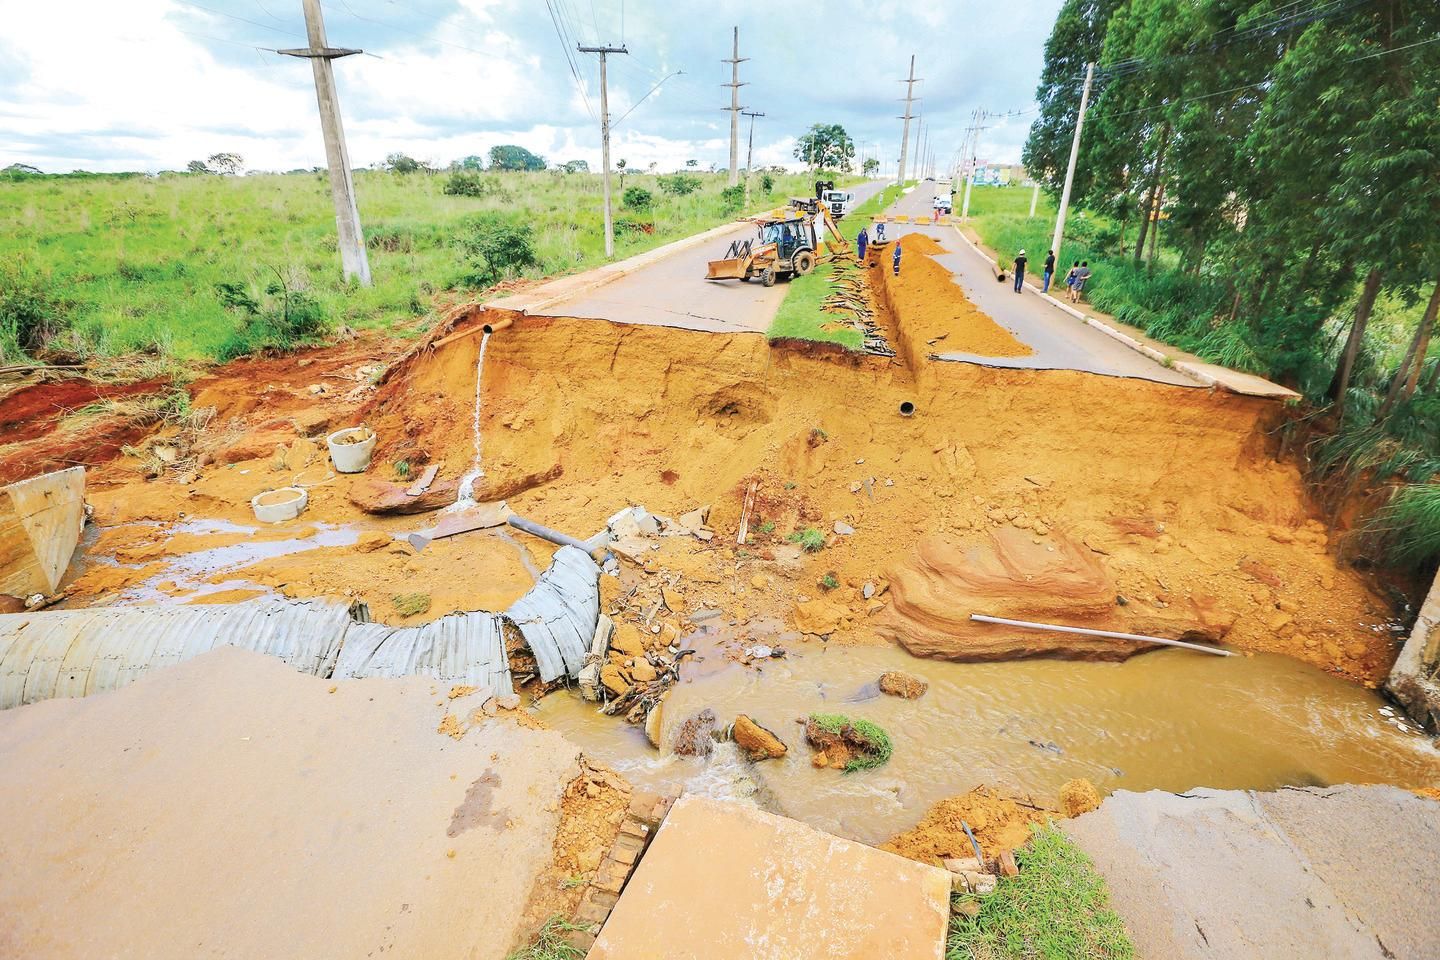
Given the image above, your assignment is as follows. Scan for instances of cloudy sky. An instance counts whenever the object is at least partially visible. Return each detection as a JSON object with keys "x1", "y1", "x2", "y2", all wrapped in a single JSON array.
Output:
[{"x1": 0, "y1": 0, "x2": 1063, "y2": 175}]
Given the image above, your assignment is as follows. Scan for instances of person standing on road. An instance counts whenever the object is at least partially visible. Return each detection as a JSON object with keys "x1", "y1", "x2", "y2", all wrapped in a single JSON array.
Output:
[
  {"x1": 892, "y1": 240, "x2": 903, "y2": 276},
  {"x1": 1012, "y1": 249, "x2": 1027, "y2": 293},
  {"x1": 856, "y1": 226, "x2": 869, "y2": 263},
  {"x1": 1042, "y1": 250, "x2": 1056, "y2": 292}
]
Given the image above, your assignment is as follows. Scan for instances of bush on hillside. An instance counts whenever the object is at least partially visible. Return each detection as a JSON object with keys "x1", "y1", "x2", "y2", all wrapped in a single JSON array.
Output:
[
  {"x1": 0, "y1": 259, "x2": 70, "y2": 361},
  {"x1": 720, "y1": 184, "x2": 745, "y2": 212},
  {"x1": 443, "y1": 170, "x2": 503, "y2": 198},
  {"x1": 658, "y1": 173, "x2": 702, "y2": 196},
  {"x1": 454, "y1": 215, "x2": 538, "y2": 286},
  {"x1": 622, "y1": 186, "x2": 653, "y2": 210},
  {"x1": 215, "y1": 276, "x2": 328, "y2": 360}
]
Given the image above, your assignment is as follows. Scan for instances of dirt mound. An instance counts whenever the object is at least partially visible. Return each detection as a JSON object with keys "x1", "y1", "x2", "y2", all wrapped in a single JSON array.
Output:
[
  {"x1": 880, "y1": 786, "x2": 1052, "y2": 865},
  {"x1": 871, "y1": 232, "x2": 1031, "y2": 366},
  {"x1": 878, "y1": 528, "x2": 1234, "y2": 661}
]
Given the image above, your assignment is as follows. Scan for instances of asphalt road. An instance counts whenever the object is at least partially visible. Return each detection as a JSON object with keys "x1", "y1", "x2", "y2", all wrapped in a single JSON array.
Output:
[
  {"x1": 888, "y1": 181, "x2": 1198, "y2": 387},
  {"x1": 531, "y1": 179, "x2": 890, "y2": 333}
]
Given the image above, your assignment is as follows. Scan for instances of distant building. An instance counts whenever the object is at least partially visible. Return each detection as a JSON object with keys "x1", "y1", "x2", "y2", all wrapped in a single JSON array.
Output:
[{"x1": 972, "y1": 163, "x2": 1030, "y2": 187}]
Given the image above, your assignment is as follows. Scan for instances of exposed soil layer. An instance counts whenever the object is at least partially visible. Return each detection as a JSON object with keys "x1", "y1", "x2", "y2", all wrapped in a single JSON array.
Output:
[
  {"x1": 880, "y1": 786, "x2": 1054, "y2": 864},
  {"x1": 871, "y1": 232, "x2": 1032, "y2": 366},
  {"x1": 28, "y1": 292, "x2": 1410, "y2": 684},
  {"x1": 0, "y1": 376, "x2": 165, "y2": 446}
]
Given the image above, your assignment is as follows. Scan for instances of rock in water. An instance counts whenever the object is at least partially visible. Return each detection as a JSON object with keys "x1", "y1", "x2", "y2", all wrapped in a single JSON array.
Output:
[
  {"x1": 1059, "y1": 777, "x2": 1102, "y2": 817},
  {"x1": 671, "y1": 708, "x2": 718, "y2": 757},
  {"x1": 732, "y1": 715, "x2": 787, "y2": 761},
  {"x1": 878, "y1": 670, "x2": 929, "y2": 699},
  {"x1": 600, "y1": 663, "x2": 632, "y2": 698},
  {"x1": 644, "y1": 695, "x2": 666, "y2": 749}
]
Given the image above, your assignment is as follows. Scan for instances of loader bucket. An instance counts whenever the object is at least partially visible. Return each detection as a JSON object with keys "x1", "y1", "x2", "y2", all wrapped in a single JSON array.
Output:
[{"x1": 705, "y1": 257, "x2": 749, "y2": 281}]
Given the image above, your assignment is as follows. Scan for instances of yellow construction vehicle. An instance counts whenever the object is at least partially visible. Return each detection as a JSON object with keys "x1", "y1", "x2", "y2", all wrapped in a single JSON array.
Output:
[{"x1": 704, "y1": 197, "x2": 848, "y2": 287}]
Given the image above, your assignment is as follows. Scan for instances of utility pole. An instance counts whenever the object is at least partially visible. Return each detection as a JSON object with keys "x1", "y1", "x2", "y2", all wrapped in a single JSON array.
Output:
[
  {"x1": 896, "y1": 55, "x2": 918, "y2": 185},
  {"x1": 578, "y1": 42, "x2": 629, "y2": 259},
  {"x1": 742, "y1": 109, "x2": 765, "y2": 203},
  {"x1": 1029, "y1": 181, "x2": 1041, "y2": 218},
  {"x1": 1050, "y1": 62, "x2": 1095, "y2": 271},
  {"x1": 279, "y1": 0, "x2": 370, "y2": 286},
  {"x1": 723, "y1": 27, "x2": 747, "y2": 187},
  {"x1": 961, "y1": 110, "x2": 991, "y2": 220},
  {"x1": 912, "y1": 117, "x2": 924, "y2": 182}
]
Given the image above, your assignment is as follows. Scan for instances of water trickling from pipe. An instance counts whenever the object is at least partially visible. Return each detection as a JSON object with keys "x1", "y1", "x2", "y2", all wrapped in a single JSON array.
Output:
[{"x1": 455, "y1": 330, "x2": 491, "y2": 505}]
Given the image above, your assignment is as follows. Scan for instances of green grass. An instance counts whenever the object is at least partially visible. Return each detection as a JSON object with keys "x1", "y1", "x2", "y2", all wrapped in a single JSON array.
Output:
[
  {"x1": 767, "y1": 181, "x2": 910, "y2": 347},
  {"x1": 505, "y1": 916, "x2": 588, "y2": 960},
  {"x1": 1363, "y1": 482, "x2": 1440, "y2": 567},
  {"x1": 947, "y1": 825, "x2": 1134, "y2": 960},
  {"x1": 787, "y1": 526, "x2": 826, "y2": 552},
  {"x1": 0, "y1": 168, "x2": 846, "y2": 363},
  {"x1": 808, "y1": 712, "x2": 893, "y2": 772}
]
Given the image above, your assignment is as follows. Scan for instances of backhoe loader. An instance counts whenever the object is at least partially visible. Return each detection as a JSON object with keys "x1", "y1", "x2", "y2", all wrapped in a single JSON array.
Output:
[{"x1": 704, "y1": 198, "x2": 848, "y2": 287}]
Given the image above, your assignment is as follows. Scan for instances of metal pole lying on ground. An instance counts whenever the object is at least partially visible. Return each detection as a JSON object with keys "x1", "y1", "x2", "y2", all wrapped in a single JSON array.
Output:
[{"x1": 969, "y1": 613, "x2": 1234, "y2": 657}]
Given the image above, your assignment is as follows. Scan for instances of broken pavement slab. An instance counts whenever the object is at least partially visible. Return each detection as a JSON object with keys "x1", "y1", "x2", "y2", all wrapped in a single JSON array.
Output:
[
  {"x1": 0, "y1": 646, "x2": 580, "y2": 960},
  {"x1": 588, "y1": 795, "x2": 951, "y2": 960},
  {"x1": 1064, "y1": 785, "x2": 1440, "y2": 960}
]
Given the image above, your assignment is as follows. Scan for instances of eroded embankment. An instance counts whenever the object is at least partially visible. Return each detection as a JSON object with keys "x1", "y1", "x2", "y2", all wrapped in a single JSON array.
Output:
[{"x1": 357, "y1": 305, "x2": 1400, "y2": 683}]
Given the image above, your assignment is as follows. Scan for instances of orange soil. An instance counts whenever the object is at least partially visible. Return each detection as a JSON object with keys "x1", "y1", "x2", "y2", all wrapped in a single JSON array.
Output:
[
  {"x1": 22, "y1": 284, "x2": 1407, "y2": 684},
  {"x1": 872, "y1": 232, "x2": 1032, "y2": 365},
  {"x1": 880, "y1": 786, "x2": 1054, "y2": 864}
]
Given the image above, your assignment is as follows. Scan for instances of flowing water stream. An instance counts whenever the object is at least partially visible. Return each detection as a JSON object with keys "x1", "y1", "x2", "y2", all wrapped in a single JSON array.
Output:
[
  {"x1": 455, "y1": 330, "x2": 492, "y2": 506},
  {"x1": 537, "y1": 641, "x2": 1440, "y2": 845}
]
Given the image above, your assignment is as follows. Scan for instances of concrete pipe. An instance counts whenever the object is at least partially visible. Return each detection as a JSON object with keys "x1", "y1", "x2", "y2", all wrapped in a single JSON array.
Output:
[{"x1": 899, "y1": 401, "x2": 916, "y2": 417}]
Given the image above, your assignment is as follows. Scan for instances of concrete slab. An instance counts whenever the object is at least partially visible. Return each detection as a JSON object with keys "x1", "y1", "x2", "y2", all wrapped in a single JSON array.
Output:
[
  {"x1": 589, "y1": 795, "x2": 952, "y2": 960},
  {"x1": 1064, "y1": 786, "x2": 1440, "y2": 960},
  {"x1": 0, "y1": 646, "x2": 580, "y2": 960}
]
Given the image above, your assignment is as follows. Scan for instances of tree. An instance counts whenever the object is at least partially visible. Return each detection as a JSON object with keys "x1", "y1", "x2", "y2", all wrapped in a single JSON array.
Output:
[
  {"x1": 488, "y1": 144, "x2": 546, "y2": 172},
  {"x1": 862, "y1": 157, "x2": 880, "y2": 177},
  {"x1": 616, "y1": 158, "x2": 628, "y2": 188},
  {"x1": 622, "y1": 186, "x2": 653, "y2": 210},
  {"x1": 207, "y1": 152, "x2": 243, "y2": 175},
  {"x1": 560, "y1": 159, "x2": 590, "y2": 174},
  {"x1": 456, "y1": 155, "x2": 484, "y2": 171},
  {"x1": 658, "y1": 173, "x2": 701, "y2": 196},
  {"x1": 186, "y1": 160, "x2": 211, "y2": 175},
  {"x1": 385, "y1": 153, "x2": 422, "y2": 174},
  {"x1": 793, "y1": 123, "x2": 855, "y2": 171},
  {"x1": 1022, "y1": 0, "x2": 1123, "y2": 196}
]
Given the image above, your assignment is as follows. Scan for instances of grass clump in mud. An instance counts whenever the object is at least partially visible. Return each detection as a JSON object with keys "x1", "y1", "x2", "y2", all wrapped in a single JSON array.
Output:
[
  {"x1": 787, "y1": 527, "x2": 826, "y2": 552},
  {"x1": 506, "y1": 915, "x2": 588, "y2": 960},
  {"x1": 393, "y1": 592, "x2": 432, "y2": 617},
  {"x1": 807, "y1": 712, "x2": 893, "y2": 772},
  {"x1": 947, "y1": 825, "x2": 1133, "y2": 960}
]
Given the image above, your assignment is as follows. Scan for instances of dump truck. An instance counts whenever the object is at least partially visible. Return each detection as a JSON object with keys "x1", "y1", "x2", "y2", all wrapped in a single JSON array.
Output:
[{"x1": 704, "y1": 198, "x2": 847, "y2": 287}]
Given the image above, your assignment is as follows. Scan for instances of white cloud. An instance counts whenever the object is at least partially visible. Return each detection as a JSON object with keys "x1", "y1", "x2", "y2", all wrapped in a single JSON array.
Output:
[{"x1": 0, "y1": 1, "x2": 1064, "y2": 173}]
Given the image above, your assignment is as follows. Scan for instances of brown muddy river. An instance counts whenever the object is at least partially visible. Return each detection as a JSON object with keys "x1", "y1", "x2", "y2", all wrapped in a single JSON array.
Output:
[{"x1": 538, "y1": 642, "x2": 1440, "y2": 845}]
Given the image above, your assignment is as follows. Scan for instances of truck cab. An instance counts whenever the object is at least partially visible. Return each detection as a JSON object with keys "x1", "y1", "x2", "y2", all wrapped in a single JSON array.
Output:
[
  {"x1": 822, "y1": 190, "x2": 854, "y2": 219},
  {"x1": 933, "y1": 193, "x2": 953, "y2": 214}
]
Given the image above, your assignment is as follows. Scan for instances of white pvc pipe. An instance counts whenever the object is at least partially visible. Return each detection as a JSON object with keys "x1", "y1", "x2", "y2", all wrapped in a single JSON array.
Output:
[{"x1": 969, "y1": 613, "x2": 1234, "y2": 657}]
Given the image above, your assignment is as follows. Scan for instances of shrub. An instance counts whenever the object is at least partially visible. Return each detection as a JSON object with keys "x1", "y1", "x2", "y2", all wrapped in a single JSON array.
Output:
[
  {"x1": 1363, "y1": 482, "x2": 1440, "y2": 568},
  {"x1": 720, "y1": 184, "x2": 745, "y2": 211},
  {"x1": 658, "y1": 173, "x2": 702, "y2": 196},
  {"x1": 455, "y1": 215, "x2": 538, "y2": 286},
  {"x1": 787, "y1": 527, "x2": 826, "y2": 552},
  {"x1": 215, "y1": 275, "x2": 328, "y2": 360},
  {"x1": 443, "y1": 170, "x2": 501, "y2": 198},
  {"x1": 0, "y1": 259, "x2": 70, "y2": 360},
  {"x1": 622, "y1": 185, "x2": 653, "y2": 210},
  {"x1": 760, "y1": 172, "x2": 775, "y2": 194}
]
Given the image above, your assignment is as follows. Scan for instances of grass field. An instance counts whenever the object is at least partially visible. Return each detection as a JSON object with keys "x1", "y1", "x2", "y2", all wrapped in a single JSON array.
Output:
[
  {"x1": 766, "y1": 181, "x2": 908, "y2": 348},
  {"x1": 0, "y1": 168, "x2": 841, "y2": 363}
]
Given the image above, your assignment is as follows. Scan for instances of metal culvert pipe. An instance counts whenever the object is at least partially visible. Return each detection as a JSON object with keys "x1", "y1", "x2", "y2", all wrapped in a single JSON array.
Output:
[
  {"x1": 899, "y1": 401, "x2": 916, "y2": 417},
  {"x1": 506, "y1": 514, "x2": 595, "y2": 553}
]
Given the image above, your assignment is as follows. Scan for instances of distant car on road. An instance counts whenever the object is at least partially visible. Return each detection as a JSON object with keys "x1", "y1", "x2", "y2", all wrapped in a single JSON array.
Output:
[{"x1": 933, "y1": 194, "x2": 953, "y2": 214}]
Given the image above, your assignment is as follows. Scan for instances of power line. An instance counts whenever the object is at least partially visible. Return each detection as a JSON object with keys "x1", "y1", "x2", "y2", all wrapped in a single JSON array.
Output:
[
  {"x1": 544, "y1": 0, "x2": 596, "y2": 119},
  {"x1": 173, "y1": 0, "x2": 306, "y2": 41}
]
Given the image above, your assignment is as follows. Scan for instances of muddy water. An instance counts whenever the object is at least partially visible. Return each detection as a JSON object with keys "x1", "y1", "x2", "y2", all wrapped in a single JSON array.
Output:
[{"x1": 537, "y1": 643, "x2": 1440, "y2": 845}]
